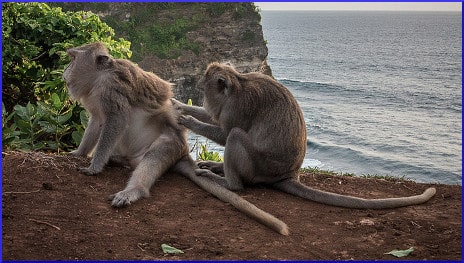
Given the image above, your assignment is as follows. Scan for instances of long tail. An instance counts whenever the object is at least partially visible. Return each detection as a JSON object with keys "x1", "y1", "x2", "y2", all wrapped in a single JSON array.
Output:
[
  {"x1": 274, "y1": 179, "x2": 436, "y2": 209},
  {"x1": 172, "y1": 156, "x2": 289, "y2": 235}
]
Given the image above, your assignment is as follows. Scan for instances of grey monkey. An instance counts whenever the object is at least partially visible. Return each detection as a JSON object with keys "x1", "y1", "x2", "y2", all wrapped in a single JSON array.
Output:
[
  {"x1": 63, "y1": 42, "x2": 289, "y2": 235},
  {"x1": 174, "y1": 62, "x2": 436, "y2": 209}
]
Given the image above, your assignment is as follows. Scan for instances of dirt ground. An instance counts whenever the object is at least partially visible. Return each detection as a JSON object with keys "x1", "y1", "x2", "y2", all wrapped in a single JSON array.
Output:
[{"x1": 1, "y1": 151, "x2": 461, "y2": 260}]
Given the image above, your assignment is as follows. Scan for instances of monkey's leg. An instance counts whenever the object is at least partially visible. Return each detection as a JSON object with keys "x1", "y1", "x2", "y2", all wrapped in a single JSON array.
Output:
[
  {"x1": 110, "y1": 134, "x2": 183, "y2": 207},
  {"x1": 222, "y1": 127, "x2": 258, "y2": 190},
  {"x1": 197, "y1": 128, "x2": 255, "y2": 191}
]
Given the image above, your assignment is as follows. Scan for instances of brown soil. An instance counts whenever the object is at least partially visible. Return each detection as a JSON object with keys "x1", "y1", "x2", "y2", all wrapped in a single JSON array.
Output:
[{"x1": 2, "y1": 151, "x2": 461, "y2": 260}]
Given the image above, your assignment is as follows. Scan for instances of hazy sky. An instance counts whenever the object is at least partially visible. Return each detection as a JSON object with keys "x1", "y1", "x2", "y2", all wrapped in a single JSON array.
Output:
[{"x1": 255, "y1": 2, "x2": 462, "y2": 12}]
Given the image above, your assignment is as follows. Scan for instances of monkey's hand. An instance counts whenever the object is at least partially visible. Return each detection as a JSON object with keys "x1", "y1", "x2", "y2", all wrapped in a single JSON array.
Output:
[
  {"x1": 178, "y1": 115, "x2": 197, "y2": 129},
  {"x1": 171, "y1": 98, "x2": 187, "y2": 114},
  {"x1": 79, "y1": 166, "x2": 102, "y2": 176}
]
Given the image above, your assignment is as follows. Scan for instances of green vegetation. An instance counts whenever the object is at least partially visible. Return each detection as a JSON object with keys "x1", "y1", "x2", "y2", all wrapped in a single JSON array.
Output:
[
  {"x1": 2, "y1": 2, "x2": 263, "y2": 154},
  {"x1": 242, "y1": 29, "x2": 257, "y2": 42},
  {"x1": 2, "y1": 2, "x2": 131, "y2": 152},
  {"x1": 106, "y1": 15, "x2": 201, "y2": 60},
  {"x1": 188, "y1": 139, "x2": 224, "y2": 163},
  {"x1": 51, "y1": 2, "x2": 261, "y2": 61},
  {"x1": 359, "y1": 173, "x2": 407, "y2": 182},
  {"x1": 300, "y1": 166, "x2": 410, "y2": 181},
  {"x1": 300, "y1": 167, "x2": 355, "y2": 177},
  {"x1": 197, "y1": 143, "x2": 224, "y2": 162}
]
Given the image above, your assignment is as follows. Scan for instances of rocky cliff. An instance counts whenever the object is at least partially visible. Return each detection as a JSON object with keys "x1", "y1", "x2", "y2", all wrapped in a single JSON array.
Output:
[{"x1": 53, "y1": 2, "x2": 271, "y2": 104}]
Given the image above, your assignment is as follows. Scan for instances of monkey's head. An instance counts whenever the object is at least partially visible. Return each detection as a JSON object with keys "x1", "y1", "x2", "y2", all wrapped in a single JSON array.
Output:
[
  {"x1": 63, "y1": 42, "x2": 113, "y2": 99},
  {"x1": 199, "y1": 62, "x2": 244, "y2": 120}
]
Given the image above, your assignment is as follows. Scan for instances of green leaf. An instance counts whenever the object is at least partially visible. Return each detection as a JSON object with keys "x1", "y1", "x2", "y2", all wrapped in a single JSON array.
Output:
[
  {"x1": 44, "y1": 140, "x2": 59, "y2": 150},
  {"x1": 32, "y1": 141, "x2": 46, "y2": 151},
  {"x1": 38, "y1": 120, "x2": 56, "y2": 133},
  {"x1": 25, "y1": 103, "x2": 36, "y2": 119},
  {"x1": 50, "y1": 93, "x2": 61, "y2": 108},
  {"x1": 79, "y1": 110, "x2": 89, "y2": 127},
  {"x1": 385, "y1": 247, "x2": 414, "y2": 257},
  {"x1": 71, "y1": 130, "x2": 83, "y2": 145},
  {"x1": 16, "y1": 119, "x2": 30, "y2": 131},
  {"x1": 187, "y1": 98, "x2": 193, "y2": 106},
  {"x1": 13, "y1": 105, "x2": 28, "y2": 120},
  {"x1": 57, "y1": 111, "x2": 73, "y2": 124},
  {"x1": 161, "y1": 244, "x2": 184, "y2": 254}
]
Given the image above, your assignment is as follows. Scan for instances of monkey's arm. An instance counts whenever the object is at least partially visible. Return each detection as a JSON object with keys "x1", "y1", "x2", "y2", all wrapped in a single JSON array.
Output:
[
  {"x1": 81, "y1": 112, "x2": 127, "y2": 175},
  {"x1": 171, "y1": 99, "x2": 216, "y2": 125},
  {"x1": 179, "y1": 115, "x2": 227, "y2": 146},
  {"x1": 71, "y1": 116, "x2": 101, "y2": 156},
  {"x1": 81, "y1": 94, "x2": 130, "y2": 175}
]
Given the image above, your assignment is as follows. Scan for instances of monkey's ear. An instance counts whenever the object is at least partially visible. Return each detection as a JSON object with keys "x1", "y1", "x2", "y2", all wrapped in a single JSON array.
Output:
[
  {"x1": 67, "y1": 49, "x2": 81, "y2": 59},
  {"x1": 96, "y1": 55, "x2": 110, "y2": 67},
  {"x1": 217, "y1": 75, "x2": 233, "y2": 92},
  {"x1": 67, "y1": 49, "x2": 76, "y2": 57}
]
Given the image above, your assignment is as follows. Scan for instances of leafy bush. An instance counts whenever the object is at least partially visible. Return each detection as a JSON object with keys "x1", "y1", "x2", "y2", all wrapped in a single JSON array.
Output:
[
  {"x1": 2, "y1": 100, "x2": 87, "y2": 153},
  {"x1": 197, "y1": 143, "x2": 224, "y2": 162},
  {"x1": 2, "y1": 2, "x2": 131, "y2": 152}
]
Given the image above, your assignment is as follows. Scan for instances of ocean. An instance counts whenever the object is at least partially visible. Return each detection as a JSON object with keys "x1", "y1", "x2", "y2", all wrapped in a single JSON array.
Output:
[{"x1": 190, "y1": 11, "x2": 462, "y2": 185}]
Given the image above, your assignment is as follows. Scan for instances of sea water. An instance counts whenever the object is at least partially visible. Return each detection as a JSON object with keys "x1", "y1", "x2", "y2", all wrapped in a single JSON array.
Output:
[{"x1": 190, "y1": 11, "x2": 462, "y2": 185}]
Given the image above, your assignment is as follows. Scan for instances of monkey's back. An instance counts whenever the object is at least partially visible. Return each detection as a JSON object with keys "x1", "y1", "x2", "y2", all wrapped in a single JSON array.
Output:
[
  {"x1": 231, "y1": 73, "x2": 307, "y2": 172},
  {"x1": 111, "y1": 59, "x2": 173, "y2": 110}
]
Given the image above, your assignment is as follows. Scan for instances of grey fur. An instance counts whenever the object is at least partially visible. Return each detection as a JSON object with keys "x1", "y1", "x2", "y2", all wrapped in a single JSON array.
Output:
[
  {"x1": 174, "y1": 62, "x2": 436, "y2": 210},
  {"x1": 63, "y1": 43, "x2": 289, "y2": 235}
]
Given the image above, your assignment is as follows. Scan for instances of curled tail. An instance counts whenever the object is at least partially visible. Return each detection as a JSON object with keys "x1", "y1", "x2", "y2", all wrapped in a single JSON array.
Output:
[
  {"x1": 172, "y1": 156, "x2": 289, "y2": 235},
  {"x1": 274, "y1": 179, "x2": 436, "y2": 209}
]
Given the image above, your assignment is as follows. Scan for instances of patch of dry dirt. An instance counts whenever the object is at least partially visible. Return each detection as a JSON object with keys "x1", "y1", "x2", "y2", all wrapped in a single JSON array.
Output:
[{"x1": 1, "y1": 151, "x2": 461, "y2": 260}]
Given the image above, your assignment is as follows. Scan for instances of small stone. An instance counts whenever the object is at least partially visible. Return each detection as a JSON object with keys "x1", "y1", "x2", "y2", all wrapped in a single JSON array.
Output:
[{"x1": 42, "y1": 182, "x2": 53, "y2": 190}]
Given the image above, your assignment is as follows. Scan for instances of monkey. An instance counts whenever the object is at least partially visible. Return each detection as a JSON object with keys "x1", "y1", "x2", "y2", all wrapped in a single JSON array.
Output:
[
  {"x1": 62, "y1": 42, "x2": 289, "y2": 235},
  {"x1": 173, "y1": 62, "x2": 437, "y2": 210}
]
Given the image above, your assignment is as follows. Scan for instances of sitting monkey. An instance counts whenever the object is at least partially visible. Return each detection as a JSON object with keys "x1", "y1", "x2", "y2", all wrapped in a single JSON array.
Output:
[{"x1": 174, "y1": 62, "x2": 436, "y2": 209}]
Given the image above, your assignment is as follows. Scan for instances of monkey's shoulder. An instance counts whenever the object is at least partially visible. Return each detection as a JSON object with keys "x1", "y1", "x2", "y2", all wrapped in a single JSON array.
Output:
[{"x1": 106, "y1": 59, "x2": 173, "y2": 107}]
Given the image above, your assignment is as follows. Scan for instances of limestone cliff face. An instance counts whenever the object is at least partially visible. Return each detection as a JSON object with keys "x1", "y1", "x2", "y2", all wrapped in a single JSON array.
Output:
[{"x1": 54, "y1": 3, "x2": 271, "y2": 104}]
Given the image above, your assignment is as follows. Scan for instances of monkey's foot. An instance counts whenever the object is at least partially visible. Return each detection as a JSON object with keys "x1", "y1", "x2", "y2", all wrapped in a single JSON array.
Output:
[
  {"x1": 194, "y1": 168, "x2": 231, "y2": 187},
  {"x1": 110, "y1": 187, "x2": 149, "y2": 207},
  {"x1": 69, "y1": 150, "x2": 84, "y2": 156},
  {"x1": 197, "y1": 161, "x2": 224, "y2": 174}
]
